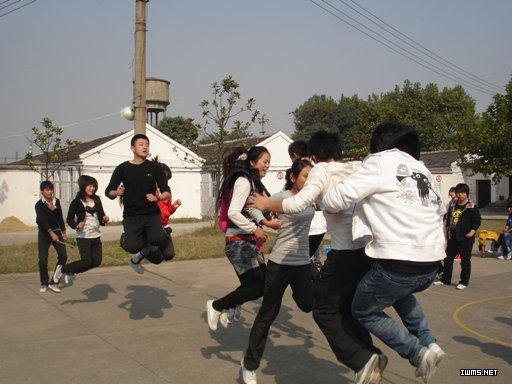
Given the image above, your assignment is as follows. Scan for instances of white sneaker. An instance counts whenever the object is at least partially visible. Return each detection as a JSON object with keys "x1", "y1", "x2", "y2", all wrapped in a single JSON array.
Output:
[
  {"x1": 39, "y1": 285, "x2": 48, "y2": 292},
  {"x1": 456, "y1": 284, "x2": 467, "y2": 290},
  {"x1": 129, "y1": 253, "x2": 145, "y2": 274},
  {"x1": 52, "y1": 264, "x2": 63, "y2": 284},
  {"x1": 62, "y1": 273, "x2": 75, "y2": 285},
  {"x1": 355, "y1": 353, "x2": 380, "y2": 384},
  {"x1": 497, "y1": 255, "x2": 505, "y2": 260},
  {"x1": 415, "y1": 347, "x2": 443, "y2": 383},
  {"x1": 234, "y1": 305, "x2": 242, "y2": 321},
  {"x1": 219, "y1": 311, "x2": 231, "y2": 328},
  {"x1": 241, "y1": 357, "x2": 257, "y2": 384},
  {"x1": 378, "y1": 353, "x2": 388, "y2": 377},
  {"x1": 428, "y1": 343, "x2": 446, "y2": 361},
  {"x1": 432, "y1": 281, "x2": 444, "y2": 286},
  {"x1": 506, "y1": 252, "x2": 512, "y2": 260},
  {"x1": 48, "y1": 284, "x2": 61, "y2": 293},
  {"x1": 206, "y1": 300, "x2": 221, "y2": 331}
]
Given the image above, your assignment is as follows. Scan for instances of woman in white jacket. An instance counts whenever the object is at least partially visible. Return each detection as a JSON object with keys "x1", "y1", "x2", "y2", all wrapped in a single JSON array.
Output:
[{"x1": 322, "y1": 122, "x2": 446, "y2": 384}]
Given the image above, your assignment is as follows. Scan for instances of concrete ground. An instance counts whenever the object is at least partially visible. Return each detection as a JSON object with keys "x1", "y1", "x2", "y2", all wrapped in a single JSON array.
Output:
[{"x1": 0, "y1": 224, "x2": 511, "y2": 384}]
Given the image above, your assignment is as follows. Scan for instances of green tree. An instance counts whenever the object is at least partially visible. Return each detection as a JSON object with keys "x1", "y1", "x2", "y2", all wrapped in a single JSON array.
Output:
[
  {"x1": 196, "y1": 75, "x2": 260, "y2": 201},
  {"x1": 456, "y1": 77, "x2": 512, "y2": 182},
  {"x1": 197, "y1": 75, "x2": 259, "y2": 145},
  {"x1": 291, "y1": 80, "x2": 479, "y2": 159},
  {"x1": 156, "y1": 116, "x2": 198, "y2": 150},
  {"x1": 291, "y1": 95, "x2": 341, "y2": 141},
  {"x1": 24, "y1": 117, "x2": 80, "y2": 180},
  {"x1": 377, "y1": 80, "x2": 477, "y2": 152}
]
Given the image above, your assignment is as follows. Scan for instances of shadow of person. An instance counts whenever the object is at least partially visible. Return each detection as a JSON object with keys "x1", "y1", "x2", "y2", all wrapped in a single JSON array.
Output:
[
  {"x1": 117, "y1": 284, "x2": 174, "y2": 320},
  {"x1": 61, "y1": 283, "x2": 116, "y2": 305},
  {"x1": 453, "y1": 335, "x2": 512, "y2": 365},
  {"x1": 495, "y1": 316, "x2": 512, "y2": 327},
  {"x1": 200, "y1": 302, "x2": 349, "y2": 383}
]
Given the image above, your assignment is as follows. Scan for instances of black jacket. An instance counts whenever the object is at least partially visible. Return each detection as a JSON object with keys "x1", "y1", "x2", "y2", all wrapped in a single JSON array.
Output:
[
  {"x1": 445, "y1": 200, "x2": 481, "y2": 241},
  {"x1": 35, "y1": 198, "x2": 66, "y2": 233},
  {"x1": 66, "y1": 194, "x2": 107, "y2": 229}
]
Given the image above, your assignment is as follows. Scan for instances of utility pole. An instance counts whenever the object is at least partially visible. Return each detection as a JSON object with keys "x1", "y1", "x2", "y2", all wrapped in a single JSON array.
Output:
[
  {"x1": 134, "y1": 0, "x2": 148, "y2": 134},
  {"x1": 258, "y1": 114, "x2": 269, "y2": 136}
]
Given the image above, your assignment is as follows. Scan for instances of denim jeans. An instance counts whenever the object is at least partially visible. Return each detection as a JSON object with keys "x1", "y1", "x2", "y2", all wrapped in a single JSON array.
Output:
[
  {"x1": 352, "y1": 262, "x2": 437, "y2": 367},
  {"x1": 500, "y1": 232, "x2": 512, "y2": 256}
]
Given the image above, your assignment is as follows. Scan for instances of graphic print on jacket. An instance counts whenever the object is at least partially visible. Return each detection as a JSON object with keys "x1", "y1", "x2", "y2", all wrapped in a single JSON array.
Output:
[{"x1": 395, "y1": 163, "x2": 440, "y2": 206}]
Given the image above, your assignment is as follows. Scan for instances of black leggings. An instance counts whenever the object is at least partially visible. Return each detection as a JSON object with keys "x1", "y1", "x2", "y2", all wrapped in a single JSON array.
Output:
[{"x1": 213, "y1": 264, "x2": 266, "y2": 311}]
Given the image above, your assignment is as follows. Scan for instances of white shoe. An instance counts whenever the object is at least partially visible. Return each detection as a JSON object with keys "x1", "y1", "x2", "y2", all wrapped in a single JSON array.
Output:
[
  {"x1": 355, "y1": 353, "x2": 380, "y2": 384},
  {"x1": 378, "y1": 353, "x2": 388, "y2": 377},
  {"x1": 206, "y1": 300, "x2": 221, "y2": 331},
  {"x1": 432, "y1": 281, "x2": 444, "y2": 286},
  {"x1": 52, "y1": 264, "x2": 63, "y2": 284},
  {"x1": 428, "y1": 343, "x2": 446, "y2": 361},
  {"x1": 48, "y1": 284, "x2": 61, "y2": 293},
  {"x1": 415, "y1": 347, "x2": 443, "y2": 383},
  {"x1": 506, "y1": 252, "x2": 512, "y2": 260},
  {"x1": 219, "y1": 311, "x2": 231, "y2": 328},
  {"x1": 497, "y1": 255, "x2": 505, "y2": 260},
  {"x1": 234, "y1": 305, "x2": 242, "y2": 321},
  {"x1": 241, "y1": 357, "x2": 257, "y2": 384},
  {"x1": 39, "y1": 285, "x2": 48, "y2": 292},
  {"x1": 62, "y1": 273, "x2": 75, "y2": 285},
  {"x1": 456, "y1": 284, "x2": 467, "y2": 290}
]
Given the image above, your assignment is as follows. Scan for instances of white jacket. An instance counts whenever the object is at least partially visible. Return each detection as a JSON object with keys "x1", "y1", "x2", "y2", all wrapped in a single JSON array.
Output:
[
  {"x1": 322, "y1": 149, "x2": 446, "y2": 262},
  {"x1": 281, "y1": 161, "x2": 365, "y2": 250}
]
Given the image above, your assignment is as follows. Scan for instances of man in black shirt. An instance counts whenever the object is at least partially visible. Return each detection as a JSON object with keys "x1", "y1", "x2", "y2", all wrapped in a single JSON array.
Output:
[{"x1": 105, "y1": 134, "x2": 171, "y2": 273}]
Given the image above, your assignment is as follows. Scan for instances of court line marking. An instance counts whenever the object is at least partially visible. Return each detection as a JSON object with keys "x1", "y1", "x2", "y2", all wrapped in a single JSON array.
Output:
[{"x1": 452, "y1": 295, "x2": 512, "y2": 348}]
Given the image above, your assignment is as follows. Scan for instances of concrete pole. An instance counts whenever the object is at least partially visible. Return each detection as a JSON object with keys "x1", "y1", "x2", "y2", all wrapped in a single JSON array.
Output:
[{"x1": 134, "y1": 0, "x2": 148, "y2": 134}]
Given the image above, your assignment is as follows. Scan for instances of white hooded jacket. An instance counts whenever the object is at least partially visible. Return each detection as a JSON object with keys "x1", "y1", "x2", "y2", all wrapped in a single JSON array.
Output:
[{"x1": 322, "y1": 149, "x2": 446, "y2": 262}]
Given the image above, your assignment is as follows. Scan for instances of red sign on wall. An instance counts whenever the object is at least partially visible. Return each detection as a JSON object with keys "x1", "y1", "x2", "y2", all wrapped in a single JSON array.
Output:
[{"x1": 277, "y1": 171, "x2": 284, "y2": 180}]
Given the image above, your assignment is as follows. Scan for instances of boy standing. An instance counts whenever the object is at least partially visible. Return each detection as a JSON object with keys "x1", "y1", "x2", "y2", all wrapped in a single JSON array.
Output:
[
  {"x1": 435, "y1": 183, "x2": 481, "y2": 289},
  {"x1": 105, "y1": 134, "x2": 171, "y2": 273},
  {"x1": 322, "y1": 122, "x2": 446, "y2": 383},
  {"x1": 35, "y1": 180, "x2": 67, "y2": 293}
]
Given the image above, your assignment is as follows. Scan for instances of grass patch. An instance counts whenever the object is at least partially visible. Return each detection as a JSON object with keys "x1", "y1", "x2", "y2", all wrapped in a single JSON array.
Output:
[
  {"x1": 0, "y1": 219, "x2": 503, "y2": 275},
  {"x1": 0, "y1": 227, "x2": 276, "y2": 274}
]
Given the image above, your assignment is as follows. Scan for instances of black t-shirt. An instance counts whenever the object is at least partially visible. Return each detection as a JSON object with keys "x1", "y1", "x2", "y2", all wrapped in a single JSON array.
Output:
[{"x1": 105, "y1": 160, "x2": 170, "y2": 217}]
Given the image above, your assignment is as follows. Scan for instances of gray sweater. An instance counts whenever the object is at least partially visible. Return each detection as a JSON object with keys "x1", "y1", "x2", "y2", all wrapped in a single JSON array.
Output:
[{"x1": 268, "y1": 190, "x2": 315, "y2": 266}]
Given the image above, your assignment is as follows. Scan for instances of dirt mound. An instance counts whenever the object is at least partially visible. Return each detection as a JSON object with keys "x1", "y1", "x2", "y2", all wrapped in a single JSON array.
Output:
[{"x1": 0, "y1": 216, "x2": 32, "y2": 232}]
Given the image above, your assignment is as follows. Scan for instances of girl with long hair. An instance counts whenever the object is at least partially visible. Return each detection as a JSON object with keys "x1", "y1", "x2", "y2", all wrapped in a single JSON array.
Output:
[
  {"x1": 241, "y1": 159, "x2": 315, "y2": 384},
  {"x1": 206, "y1": 146, "x2": 272, "y2": 332}
]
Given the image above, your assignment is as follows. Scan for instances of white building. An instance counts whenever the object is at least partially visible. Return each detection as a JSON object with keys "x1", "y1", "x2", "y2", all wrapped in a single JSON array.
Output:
[
  {"x1": 1, "y1": 131, "x2": 510, "y2": 227},
  {"x1": 0, "y1": 125, "x2": 204, "y2": 226}
]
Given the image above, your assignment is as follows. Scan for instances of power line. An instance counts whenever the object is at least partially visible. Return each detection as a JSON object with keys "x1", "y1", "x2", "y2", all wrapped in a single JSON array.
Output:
[
  {"x1": 315, "y1": 0, "x2": 498, "y2": 95},
  {"x1": 343, "y1": 0, "x2": 503, "y2": 93},
  {"x1": 308, "y1": 0, "x2": 500, "y2": 96},
  {"x1": 0, "y1": 0, "x2": 37, "y2": 19}
]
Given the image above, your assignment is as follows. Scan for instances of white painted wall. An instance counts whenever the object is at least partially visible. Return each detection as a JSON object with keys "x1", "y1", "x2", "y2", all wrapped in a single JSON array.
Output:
[
  {"x1": 258, "y1": 131, "x2": 293, "y2": 194},
  {"x1": 0, "y1": 167, "x2": 41, "y2": 225}
]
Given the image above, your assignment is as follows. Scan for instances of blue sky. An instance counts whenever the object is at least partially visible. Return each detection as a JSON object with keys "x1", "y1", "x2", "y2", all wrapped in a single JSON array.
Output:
[{"x1": 1, "y1": 0, "x2": 511, "y2": 162}]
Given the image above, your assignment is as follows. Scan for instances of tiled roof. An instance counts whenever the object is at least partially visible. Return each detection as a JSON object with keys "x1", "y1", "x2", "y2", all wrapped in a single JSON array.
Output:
[
  {"x1": 420, "y1": 150, "x2": 459, "y2": 172},
  {"x1": 10, "y1": 131, "x2": 126, "y2": 165},
  {"x1": 196, "y1": 135, "x2": 272, "y2": 159}
]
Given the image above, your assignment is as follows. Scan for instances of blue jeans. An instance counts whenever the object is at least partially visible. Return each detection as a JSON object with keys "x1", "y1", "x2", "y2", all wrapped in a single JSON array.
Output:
[
  {"x1": 500, "y1": 232, "x2": 512, "y2": 256},
  {"x1": 352, "y1": 262, "x2": 437, "y2": 367}
]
